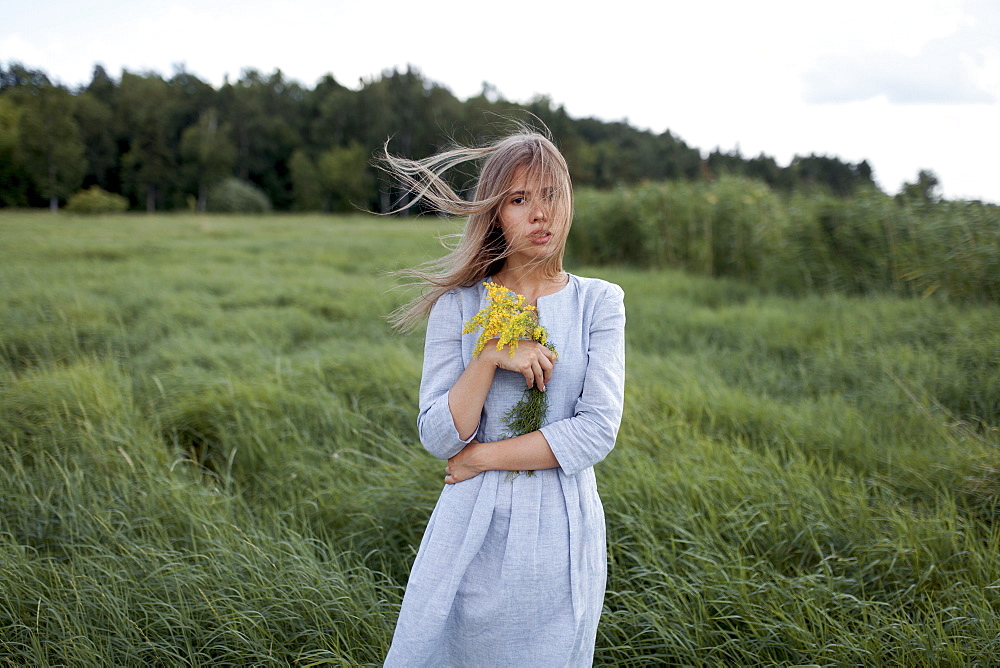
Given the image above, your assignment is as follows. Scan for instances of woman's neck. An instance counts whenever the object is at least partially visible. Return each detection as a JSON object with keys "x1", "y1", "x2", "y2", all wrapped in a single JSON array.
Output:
[{"x1": 492, "y1": 264, "x2": 568, "y2": 305}]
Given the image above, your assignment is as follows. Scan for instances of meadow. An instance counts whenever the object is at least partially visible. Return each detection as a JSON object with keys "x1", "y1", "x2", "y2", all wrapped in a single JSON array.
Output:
[{"x1": 1, "y1": 212, "x2": 998, "y2": 666}]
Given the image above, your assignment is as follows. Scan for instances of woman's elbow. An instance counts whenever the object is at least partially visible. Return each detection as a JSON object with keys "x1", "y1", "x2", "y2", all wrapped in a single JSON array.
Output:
[
  {"x1": 577, "y1": 418, "x2": 621, "y2": 466},
  {"x1": 417, "y1": 423, "x2": 464, "y2": 461},
  {"x1": 422, "y1": 440, "x2": 464, "y2": 461},
  {"x1": 590, "y1": 420, "x2": 619, "y2": 463},
  {"x1": 592, "y1": 431, "x2": 618, "y2": 463}
]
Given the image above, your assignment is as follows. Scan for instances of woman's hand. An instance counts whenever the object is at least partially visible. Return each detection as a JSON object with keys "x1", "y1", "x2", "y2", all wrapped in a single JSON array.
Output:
[
  {"x1": 445, "y1": 440, "x2": 485, "y2": 484},
  {"x1": 480, "y1": 339, "x2": 556, "y2": 391}
]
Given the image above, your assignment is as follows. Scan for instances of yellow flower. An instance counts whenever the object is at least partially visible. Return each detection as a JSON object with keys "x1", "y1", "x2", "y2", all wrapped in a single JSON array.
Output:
[
  {"x1": 462, "y1": 282, "x2": 552, "y2": 359},
  {"x1": 532, "y1": 326, "x2": 547, "y2": 346}
]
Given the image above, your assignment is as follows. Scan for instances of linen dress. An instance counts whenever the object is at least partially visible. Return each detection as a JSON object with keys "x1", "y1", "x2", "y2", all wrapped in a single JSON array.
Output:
[{"x1": 384, "y1": 274, "x2": 626, "y2": 667}]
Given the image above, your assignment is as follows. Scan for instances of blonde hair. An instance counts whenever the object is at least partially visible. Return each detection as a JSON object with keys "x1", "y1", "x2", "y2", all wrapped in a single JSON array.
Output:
[{"x1": 383, "y1": 128, "x2": 573, "y2": 332}]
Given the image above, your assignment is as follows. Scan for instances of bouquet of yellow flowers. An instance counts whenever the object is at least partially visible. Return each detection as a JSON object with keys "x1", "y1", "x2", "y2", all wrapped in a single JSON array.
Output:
[{"x1": 463, "y1": 282, "x2": 557, "y2": 471}]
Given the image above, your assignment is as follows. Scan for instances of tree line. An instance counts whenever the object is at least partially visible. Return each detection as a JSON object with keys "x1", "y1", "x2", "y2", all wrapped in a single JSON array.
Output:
[{"x1": 2, "y1": 62, "x2": 894, "y2": 212}]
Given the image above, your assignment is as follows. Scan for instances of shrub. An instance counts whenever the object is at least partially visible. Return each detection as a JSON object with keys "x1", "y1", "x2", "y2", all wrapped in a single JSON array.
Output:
[
  {"x1": 571, "y1": 180, "x2": 1000, "y2": 304},
  {"x1": 206, "y1": 178, "x2": 272, "y2": 214},
  {"x1": 65, "y1": 186, "x2": 129, "y2": 214}
]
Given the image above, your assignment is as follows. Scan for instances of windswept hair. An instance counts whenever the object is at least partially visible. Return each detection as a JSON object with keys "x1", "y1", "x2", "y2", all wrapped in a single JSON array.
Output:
[{"x1": 382, "y1": 127, "x2": 573, "y2": 332}]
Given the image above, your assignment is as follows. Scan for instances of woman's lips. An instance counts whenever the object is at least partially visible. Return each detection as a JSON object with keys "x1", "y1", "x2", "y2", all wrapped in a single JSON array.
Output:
[{"x1": 530, "y1": 232, "x2": 551, "y2": 244}]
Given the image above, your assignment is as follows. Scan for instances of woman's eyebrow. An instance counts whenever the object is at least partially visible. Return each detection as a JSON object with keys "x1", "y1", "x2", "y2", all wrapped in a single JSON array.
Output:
[{"x1": 508, "y1": 187, "x2": 555, "y2": 196}]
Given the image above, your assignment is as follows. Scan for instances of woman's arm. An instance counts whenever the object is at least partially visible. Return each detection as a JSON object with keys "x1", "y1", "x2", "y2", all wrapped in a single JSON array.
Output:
[
  {"x1": 446, "y1": 283, "x2": 626, "y2": 483},
  {"x1": 445, "y1": 432, "x2": 559, "y2": 483},
  {"x1": 417, "y1": 292, "x2": 476, "y2": 459},
  {"x1": 448, "y1": 340, "x2": 555, "y2": 440},
  {"x1": 417, "y1": 291, "x2": 555, "y2": 459},
  {"x1": 539, "y1": 284, "x2": 626, "y2": 476}
]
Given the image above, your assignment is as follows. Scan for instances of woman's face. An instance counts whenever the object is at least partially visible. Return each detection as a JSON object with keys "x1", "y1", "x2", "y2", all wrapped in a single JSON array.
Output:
[{"x1": 496, "y1": 166, "x2": 563, "y2": 263}]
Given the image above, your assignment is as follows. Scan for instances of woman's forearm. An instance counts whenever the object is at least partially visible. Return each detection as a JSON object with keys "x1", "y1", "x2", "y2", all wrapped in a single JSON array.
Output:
[
  {"x1": 478, "y1": 431, "x2": 560, "y2": 471},
  {"x1": 447, "y1": 353, "x2": 497, "y2": 441},
  {"x1": 447, "y1": 340, "x2": 555, "y2": 442},
  {"x1": 446, "y1": 431, "x2": 559, "y2": 483}
]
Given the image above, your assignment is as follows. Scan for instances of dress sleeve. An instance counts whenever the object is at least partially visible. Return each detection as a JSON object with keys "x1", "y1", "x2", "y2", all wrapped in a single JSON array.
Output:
[
  {"x1": 416, "y1": 291, "x2": 476, "y2": 460},
  {"x1": 540, "y1": 283, "x2": 626, "y2": 476}
]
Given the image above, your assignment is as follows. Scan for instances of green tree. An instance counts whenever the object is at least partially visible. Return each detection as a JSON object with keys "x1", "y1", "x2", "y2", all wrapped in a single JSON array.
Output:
[
  {"x1": 0, "y1": 62, "x2": 51, "y2": 95},
  {"x1": 570, "y1": 115, "x2": 700, "y2": 187},
  {"x1": 706, "y1": 147, "x2": 746, "y2": 180},
  {"x1": 744, "y1": 153, "x2": 786, "y2": 188},
  {"x1": 118, "y1": 71, "x2": 176, "y2": 211},
  {"x1": 219, "y1": 69, "x2": 305, "y2": 210},
  {"x1": 84, "y1": 64, "x2": 116, "y2": 106},
  {"x1": 168, "y1": 66, "x2": 218, "y2": 134},
  {"x1": 898, "y1": 169, "x2": 940, "y2": 204},
  {"x1": 180, "y1": 107, "x2": 236, "y2": 212},
  {"x1": 15, "y1": 85, "x2": 86, "y2": 211},
  {"x1": 288, "y1": 149, "x2": 324, "y2": 211},
  {"x1": 317, "y1": 142, "x2": 373, "y2": 211},
  {"x1": 74, "y1": 90, "x2": 117, "y2": 192},
  {"x1": 0, "y1": 96, "x2": 29, "y2": 207},
  {"x1": 306, "y1": 74, "x2": 354, "y2": 150},
  {"x1": 790, "y1": 154, "x2": 875, "y2": 197}
]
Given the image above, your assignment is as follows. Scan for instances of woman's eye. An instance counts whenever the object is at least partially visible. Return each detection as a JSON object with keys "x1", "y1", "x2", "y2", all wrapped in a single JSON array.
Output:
[{"x1": 511, "y1": 196, "x2": 525, "y2": 205}]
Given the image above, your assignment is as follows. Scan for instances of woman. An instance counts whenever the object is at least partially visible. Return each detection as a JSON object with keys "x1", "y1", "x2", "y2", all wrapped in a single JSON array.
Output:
[{"x1": 383, "y1": 128, "x2": 625, "y2": 667}]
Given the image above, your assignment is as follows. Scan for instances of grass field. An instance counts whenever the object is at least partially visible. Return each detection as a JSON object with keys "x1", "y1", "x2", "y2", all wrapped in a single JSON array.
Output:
[{"x1": 1, "y1": 211, "x2": 999, "y2": 666}]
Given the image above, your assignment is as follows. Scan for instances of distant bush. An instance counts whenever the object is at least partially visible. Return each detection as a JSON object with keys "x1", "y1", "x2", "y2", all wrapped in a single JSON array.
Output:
[
  {"x1": 65, "y1": 186, "x2": 129, "y2": 214},
  {"x1": 570, "y1": 179, "x2": 1000, "y2": 303},
  {"x1": 206, "y1": 178, "x2": 272, "y2": 214}
]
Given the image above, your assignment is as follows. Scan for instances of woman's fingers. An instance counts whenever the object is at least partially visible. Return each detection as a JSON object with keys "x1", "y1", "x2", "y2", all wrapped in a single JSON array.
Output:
[
  {"x1": 531, "y1": 359, "x2": 545, "y2": 390},
  {"x1": 535, "y1": 349, "x2": 554, "y2": 389},
  {"x1": 503, "y1": 343, "x2": 555, "y2": 376},
  {"x1": 537, "y1": 348, "x2": 556, "y2": 389},
  {"x1": 519, "y1": 356, "x2": 550, "y2": 389},
  {"x1": 482, "y1": 340, "x2": 557, "y2": 390}
]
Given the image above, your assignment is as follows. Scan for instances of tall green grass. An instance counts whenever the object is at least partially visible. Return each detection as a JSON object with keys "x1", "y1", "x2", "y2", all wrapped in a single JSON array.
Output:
[
  {"x1": 1, "y1": 212, "x2": 998, "y2": 665},
  {"x1": 571, "y1": 179, "x2": 1000, "y2": 303}
]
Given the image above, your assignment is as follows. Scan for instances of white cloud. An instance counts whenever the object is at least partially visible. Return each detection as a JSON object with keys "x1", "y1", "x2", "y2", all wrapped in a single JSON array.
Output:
[
  {"x1": 0, "y1": 34, "x2": 47, "y2": 72},
  {"x1": 802, "y1": 46, "x2": 996, "y2": 105},
  {"x1": 801, "y1": 3, "x2": 1000, "y2": 106}
]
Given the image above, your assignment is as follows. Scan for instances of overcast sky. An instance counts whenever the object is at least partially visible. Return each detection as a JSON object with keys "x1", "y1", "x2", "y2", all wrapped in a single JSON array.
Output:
[{"x1": 4, "y1": 0, "x2": 999, "y2": 203}]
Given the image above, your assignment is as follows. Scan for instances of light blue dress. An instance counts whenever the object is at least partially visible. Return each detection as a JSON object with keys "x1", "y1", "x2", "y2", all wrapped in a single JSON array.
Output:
[{"x1": 384, "y1": 274, "x2": 626, "y2": 667}]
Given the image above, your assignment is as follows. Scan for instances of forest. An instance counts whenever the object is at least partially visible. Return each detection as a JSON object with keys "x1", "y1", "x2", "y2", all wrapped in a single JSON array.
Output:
[{"x1": 1, "y1": 61, "x2": 889, "y2": 213}]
